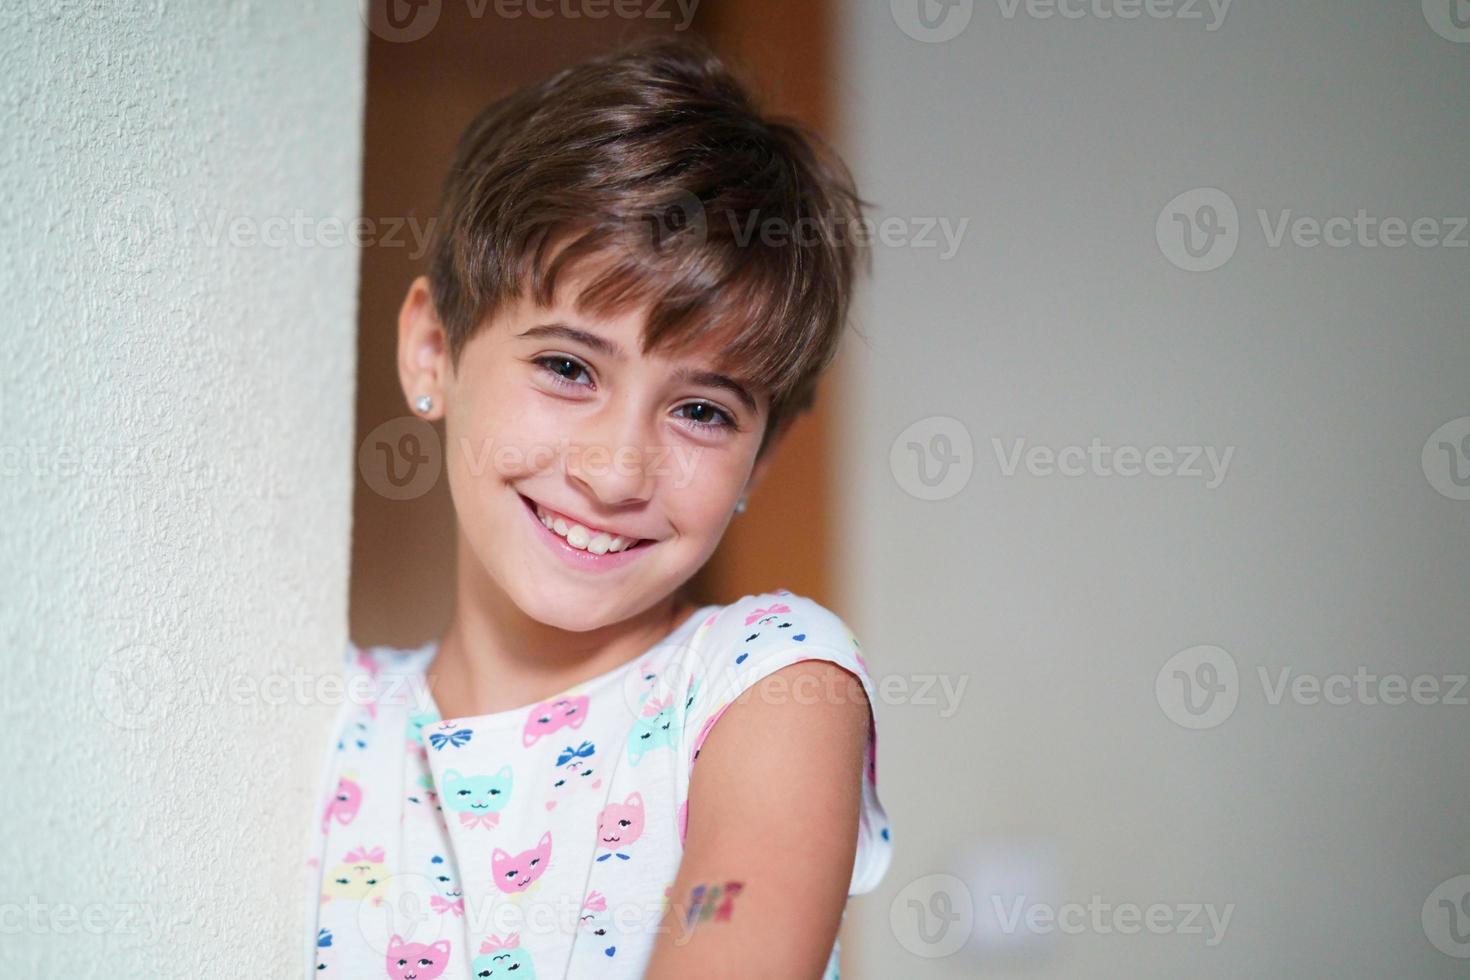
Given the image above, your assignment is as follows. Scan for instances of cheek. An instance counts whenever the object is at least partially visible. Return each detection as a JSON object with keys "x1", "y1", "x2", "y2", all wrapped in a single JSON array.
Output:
[
  {"x1": 445, "y1": 385, "x2": 563, "y2": 486},
  {"x1": 661, "y1": 450, "x2": 748, "y2": 530}
]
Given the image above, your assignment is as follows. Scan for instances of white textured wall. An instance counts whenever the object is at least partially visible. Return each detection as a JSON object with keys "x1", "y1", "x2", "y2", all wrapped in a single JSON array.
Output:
[
  {"x1": 838, "y1": 2, "x2": 1469, "y2": 978},
  {"x1": 1, "y1": 3, "x2": 363, "y2": 975}
]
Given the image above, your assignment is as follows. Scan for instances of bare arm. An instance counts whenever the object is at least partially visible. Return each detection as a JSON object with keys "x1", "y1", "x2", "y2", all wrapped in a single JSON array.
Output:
[{"x1": 643, "y1": 659, "x2": 871, "y2": 979}]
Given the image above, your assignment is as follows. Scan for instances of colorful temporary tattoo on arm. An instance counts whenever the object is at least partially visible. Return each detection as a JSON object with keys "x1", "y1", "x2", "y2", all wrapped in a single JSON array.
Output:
[{"x1": 683, "y1": 880, "x2": 745, "y2": 929}]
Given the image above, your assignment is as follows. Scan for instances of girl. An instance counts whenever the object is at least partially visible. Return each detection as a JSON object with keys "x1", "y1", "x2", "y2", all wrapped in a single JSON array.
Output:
[{"x1": 306, "y1": 37, "x2": 892, "y2": 979}]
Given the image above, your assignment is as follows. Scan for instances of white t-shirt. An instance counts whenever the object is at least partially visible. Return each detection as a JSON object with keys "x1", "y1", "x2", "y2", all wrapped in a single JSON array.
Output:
[{"x1": 303, "y1": 589, "x2": 893, "y2": 979}]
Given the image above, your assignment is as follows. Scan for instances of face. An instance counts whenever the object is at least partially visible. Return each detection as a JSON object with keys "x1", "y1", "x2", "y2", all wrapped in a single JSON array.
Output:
[{"x1": 399, "y1": 270, "x2": 776, "y2": 633}]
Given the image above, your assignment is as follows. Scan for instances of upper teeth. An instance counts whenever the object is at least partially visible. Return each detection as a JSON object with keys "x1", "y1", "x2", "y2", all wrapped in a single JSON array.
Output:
[{"x1": 534, "y1": 502, "x2": 640, "y2": 555}]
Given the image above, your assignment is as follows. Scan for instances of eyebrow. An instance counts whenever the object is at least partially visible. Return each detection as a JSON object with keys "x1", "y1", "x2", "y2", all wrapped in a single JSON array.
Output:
[{"x1": 517, "y1": 321, "x2": 760, "y2": 415}]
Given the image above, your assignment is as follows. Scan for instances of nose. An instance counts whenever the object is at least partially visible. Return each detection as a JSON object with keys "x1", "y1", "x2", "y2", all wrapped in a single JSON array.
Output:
[{"x1": 564, "y1": 394, "x2": 657, "y2": 507}]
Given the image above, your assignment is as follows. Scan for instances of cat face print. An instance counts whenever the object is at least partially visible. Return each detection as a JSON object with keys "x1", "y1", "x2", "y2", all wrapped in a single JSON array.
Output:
[
  {"x1": 626, "y1": 694, "x2": 678, "y2": 765},
  {"x1": 522, "y1": 696, "x2": 589, "y2": 747},
  {"x1": 491, "y1": 832, "x2": 553, "y2": 893},
  {"x1": 405, "y1": 710, "x2": 440, "y2": 748},
  {"x1": 596, "y1": 792, "x2": 646, "y2": 856},
  {"x1": 470, "y1": 933, "x2": 536, "y2": 977},
  {"x1": 546, "y1": 740, "x2": 600, "y2": 810},
  {"x1": 321, "y1": 774, "x2": 361, "y2": 832},
  {"x1": 735, "y1": 603, "x2": 806, "y2": 665},
  {"x1": 321, "y1": 846, "x2": 386, "y2": 903},
  {"x1": 578, "y1": 891, "x2": 616, "y2": 958},
  {"x1": 428, "y1": 854, "x2": 461, "y2": 902},
  {"x1": 385, "y1": 934, "x2": 451, "y2": 980},
  {"x1": 441, "y1": 767, "x2": 513, "y2": 814}
]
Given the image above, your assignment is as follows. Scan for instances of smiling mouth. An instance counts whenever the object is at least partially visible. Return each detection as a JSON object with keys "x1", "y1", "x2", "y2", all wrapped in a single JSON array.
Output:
[{"x1": 518, "y1": 493, "x2": 655, "y2": 555}]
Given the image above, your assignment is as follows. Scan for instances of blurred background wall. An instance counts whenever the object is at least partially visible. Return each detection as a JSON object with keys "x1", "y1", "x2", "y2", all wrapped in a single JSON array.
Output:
[
  {"x1": 841, "y1": 1, "x2": 1470, "y2": 978},
  {"x1": 0, "y1": 4, "x2": 363, "y2": 975}
]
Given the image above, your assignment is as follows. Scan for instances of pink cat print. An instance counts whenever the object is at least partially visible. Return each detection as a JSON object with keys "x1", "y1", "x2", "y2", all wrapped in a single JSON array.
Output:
[
  {"x1": 595, "y1": 792, "x2": 645, "y2": 861},
  {"x1": 321, "y1": 774, "x2": 361, "y2": 832},
  {"x1": 385, "y1": 935, "x2": 450, "y2": 980},
  {"x1": 522, "y1": 696, "x2": 590, "y2": 747},
  {"x1": 491, "y1": 831, "x2": 553, "y2": 893}
]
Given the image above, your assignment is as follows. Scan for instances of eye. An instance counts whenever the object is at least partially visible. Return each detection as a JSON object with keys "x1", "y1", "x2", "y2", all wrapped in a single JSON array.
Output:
[
  {"x1": 673, "y1": 400, "x2": 737, "y2": 434},
  {"x1": 458, "y1": 789, "x2": 471, "y2": 796},
  {"x1": 419, "y1": 958, "x2": 433, "y2": 967},
  {"x1": 534, "y1": 354, "x2": 593, "y2": 389},
  {"x1": 554, "y1": 779, "x2": 566, "y2": 788},
  {"x1": 619, "y1": 819, "x2": 631, "y2": 827}
]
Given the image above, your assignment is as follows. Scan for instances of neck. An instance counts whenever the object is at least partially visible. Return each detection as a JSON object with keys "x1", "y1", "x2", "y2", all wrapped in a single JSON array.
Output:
[{"x1": 426, "y1": 530, "x2": 699, "y2": 719}]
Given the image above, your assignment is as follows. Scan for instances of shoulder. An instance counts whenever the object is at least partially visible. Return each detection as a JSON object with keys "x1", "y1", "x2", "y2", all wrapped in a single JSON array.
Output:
[
  {"x1": 672, "y1": 588, "x2": 877, "y2": 776},
  {"x1": 684, "y1": 588, "x2": 867, "y2": 678},
  {"x1": 667, "y1": 590, "x2": 894, "y2": 899}
]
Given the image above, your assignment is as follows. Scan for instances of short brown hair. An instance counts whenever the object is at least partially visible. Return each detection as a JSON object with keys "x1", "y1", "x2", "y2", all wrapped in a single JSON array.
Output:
[{"x1": 425, "y1": 36, "x2": 868, "y2": 457}]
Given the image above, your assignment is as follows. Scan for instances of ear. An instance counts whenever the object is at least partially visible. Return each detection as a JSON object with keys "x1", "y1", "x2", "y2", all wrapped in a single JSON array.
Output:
[
  {"x1": 625, "y1": 791, "x2": 643, "y2": 808},
  {"x1": 497, "y1": 764, "x2": 513, "y2": 781},
  {"x1": 397, "y1": 275, "x2": 450, "y2": 421},
  {"x1": 444, "y1": 768, "x2": 461, "y2": 781},
  {"x1": 538, "y1": 831, "x2": 553, "y2": 848}
]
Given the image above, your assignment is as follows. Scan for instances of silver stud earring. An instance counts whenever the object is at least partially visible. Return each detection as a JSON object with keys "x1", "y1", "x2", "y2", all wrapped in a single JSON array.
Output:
[
  {"x1": 734, "y1": 496, "x2": 747, "y2": 514},
  {"x1": 414, "y1": 394, "x2": 433, "y2": 414}
]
